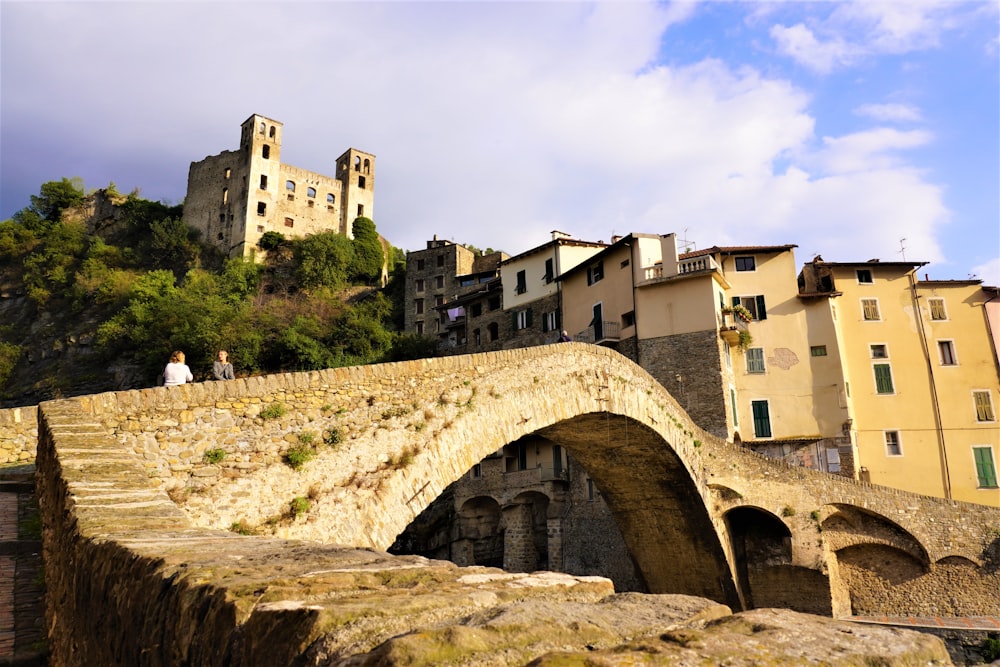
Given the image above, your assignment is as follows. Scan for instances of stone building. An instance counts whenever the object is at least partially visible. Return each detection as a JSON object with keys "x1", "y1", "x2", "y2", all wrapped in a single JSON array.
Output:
[{"x1": 184, "y1": 114, "x2": 375, "y2": 259}]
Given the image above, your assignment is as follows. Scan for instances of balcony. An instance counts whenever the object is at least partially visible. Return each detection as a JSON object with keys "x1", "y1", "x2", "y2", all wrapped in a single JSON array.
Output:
[
  {"x1": 719, "y1": 310, "x2": 749, "y2": 346},
  {"x1": 574, "y1": 320, "x2": 621, "y2": 345},
  {"x1": 641, "y1": 255, "x2": 719, "y2": 282}
]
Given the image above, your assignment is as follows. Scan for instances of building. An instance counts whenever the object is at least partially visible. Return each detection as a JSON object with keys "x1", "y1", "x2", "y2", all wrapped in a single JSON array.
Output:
[{"x1": 184, "y1": 114, "x2": 375, "y2": 259}]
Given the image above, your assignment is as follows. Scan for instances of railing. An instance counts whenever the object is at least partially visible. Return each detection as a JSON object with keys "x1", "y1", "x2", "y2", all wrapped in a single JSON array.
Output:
[
  {"x1": 641, "y1": 255, "x2": 719, "y2": 282},
  {"x1": 574, "y1": 320, "x2": 621, "y2": 344}
]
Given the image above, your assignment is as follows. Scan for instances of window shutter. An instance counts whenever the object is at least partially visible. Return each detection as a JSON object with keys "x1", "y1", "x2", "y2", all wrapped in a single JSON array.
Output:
[
  {"x1": 874, "y1": 364, "x2": 894, "y2": 394},
  {"x1": 526, "y1": 309, "x2": 533, "y2": 327},
  {"x1": 755, "y1": 295, "x2": 767, "y2": 320},
  {"x1": 541, "y1": 313, "x2": 549, "y2": 333},
  {"x1": 974, "y1": 448, "x2": 998, "y2": 487},
  {"x1": 732, "y1": 296, "x2": 741, "y2": 308},
  {"x1": 751, "y1": 401, "x2": 771, "y2": 438},
  {"x1": 512, "y1": 311, "x2": 519, "y2": 330}
]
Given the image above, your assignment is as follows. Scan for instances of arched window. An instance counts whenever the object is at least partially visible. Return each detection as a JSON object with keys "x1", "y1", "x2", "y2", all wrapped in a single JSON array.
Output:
[
  {"x1": 285, "y1": 180, "x2": 296, "y2": 192},
  {"x1": 258, "y1": 121, "x2": 265, "y2": 134},
  {"x1": 326, "y1": 193, "x2": 335, "y2": 204},
  {"x1": 269, "y1": 125, "x2": 276, "y2": 138},
  {"x1": 307, "y1": 187, "x2": 316, "y2": 198},
  {"x1": 262, "y1": 145, "x2": 270, "y2": 159},
  {"x1": 363, "y1": 158, "x2": 371, "y2": 174},
  {"x1": 354, "y1": 155, "x2": 361, "y2": 171},
  {"x1": 222, "y1": 188, "x2": 228, "y2": 204}
]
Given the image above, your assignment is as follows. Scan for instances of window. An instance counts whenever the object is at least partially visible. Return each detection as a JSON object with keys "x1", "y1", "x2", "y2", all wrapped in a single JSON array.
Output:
[
  {"x1": 222, "y1": 188, "x2": 229, "y2": 204},
  {"x1": 544, "y1": 258, "x2": 554, "y2": 283},
  {"x1": 938, "y1": 340, "x2": 957, "y2": 366},
  {"x1": 862, "y1": 298, "x2": 880, "y2": 321},
  {"x1": 810, "y1": 345, "x2": 827, "y2": 357},
  {"x1": 284, "y1": 217, "x2": 294, "y2": 228},
  {"x1": 437, "y1": 254, "x2": 445, "y2": 267},
  {"x1": 973, "y1": 446, "x2": 998, "y2": 488},
  {"x1": 327, "y1": 193, "x2": 335, "y2": 204},
  {"x1": 471, "y1": 464, "x2": 482, "y2": 479},
  {"x1": 259, "y1": 175, "x2": 268, "y2": 190},
  {"x1": 286, "y1": 180, "x2": 295, "y2": 192},
  {"x1": 513, "y1": 309, "x2": 532, "y2": 331},
  {"x1": 415, "y1": 299, "x2": 424, "y2": 315},
  {"x1": 435, "y1": 296, "x2": 444, "y2": 307},
  {"x1": 746, "y1": 348, "x2": 765, "y2": 374},
  {"x1": 515, "y1": 270, "x2": 527, "y2": 295},
  {"x1": 357, "y1": 204, "x2": 364, "y2": 216},
  {"x1": 751, "y1": 400, "x2": 771, "y2": 438},
  {"x1": 884, "y1": 431, "x2": 902, "y2": 456},
  {"x1": 256, "y1": 202, "x2": 266, "y2": 216},
  {"x1": 415, "y1": 279, "x2": 424, "y2": 292},
  {"x1": 586, "y1": 478, "x2": 595, "y2": 501},
  {"x1": 415, "y1": 321, "x2": 423, "y2": 334},
  {"x1": 473, "y1": 328, "x2": 481, "y2": 346},
  {"x1": 620, "y1": 258, "x2": 630, "y2": 269},
  {"x1": 622, "y1": 311, "x2": 635, "y2": 328},
  {"x1": 735, "y1": 256, "x2": 756, "y2": 272},
  {"x1": 874, "y1": 363, "x2": 894, "y2": 394},
  {"x1": 488, "y1": 322, "x2": 499, "y2": 341},
  {"x1": 256, "y1": 225, "x2": 264, "y2": 233},
  {"x1": 435, "y1": 275, "x2": 444, "y2": 289},
  {"x1": 470, "y1": 303, "x2": 482, "y2": 317},
  {"x1": 416, "y1": 259, "x2": 425, "y2": 271},
  {"x1": 870, "y1": 344, "x2": 888, "y2": 359},
  {"x1": 358, "y1": 176, "x2": 366, "y2": 189},
  {"x1": 732, "y1": 295, "x2": 767, "y2": 320},
  {"x1": 973, "y1": 391, "x2": 995, "y2": 422},
  {"x1": 542, "y1": 311, "x2": 557, "y2": 332},
  {"x1": 269, "y1": 125, "x2": 276, "y2": 138},
  {"x1": 224, "y1": 168, "x2": 231, "y2": 179},
  {"x1": 307, "y1": 187, "x2": 316, "y2": 198},
  {"x1": 929, "y1": 298, "x2": 947, "y2": 321},
  {"x1": 856, "y1": 269, "x2": 873, "y2": 284},
  {"x1": 488, "y1": 295, "x2": 501, "y2": 311},
  {"x1": 262, "y1": 145, "x2": 270, "y2": 159},
  {"x1": 586, "y1": 261, "x2": 604, "y2": 285}
]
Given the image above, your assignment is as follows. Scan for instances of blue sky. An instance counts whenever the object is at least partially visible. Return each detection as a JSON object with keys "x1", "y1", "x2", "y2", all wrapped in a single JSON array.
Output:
[{"x1": 2, "y1": 1, "x2": 998, "y2": 283}]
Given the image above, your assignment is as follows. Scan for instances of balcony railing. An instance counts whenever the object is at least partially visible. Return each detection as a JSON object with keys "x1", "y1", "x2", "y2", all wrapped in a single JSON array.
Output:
[
  {"x1": 574, "y1": 320, "x2": 621, "y2": 344},
  {"x1": 641, "y1": 255, "x2": 719, "y2": 282}
]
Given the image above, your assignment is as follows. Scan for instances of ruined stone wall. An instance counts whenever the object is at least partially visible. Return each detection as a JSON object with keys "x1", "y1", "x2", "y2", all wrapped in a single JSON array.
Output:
[
  {"x1": 274, "y1": 163, "x2": 344, "y2": 237},
  {"x1": 184, "y1": 149, "x2": 249, "y2": 257},
  {"x1": 0, "y1": 405, "x2": 37, "y2": 463}
]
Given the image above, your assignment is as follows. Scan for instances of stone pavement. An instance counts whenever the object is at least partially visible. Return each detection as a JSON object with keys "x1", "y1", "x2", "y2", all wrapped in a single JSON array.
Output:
[{"x1": 0, "y1": 466, "x2": 46, "y2": 666}]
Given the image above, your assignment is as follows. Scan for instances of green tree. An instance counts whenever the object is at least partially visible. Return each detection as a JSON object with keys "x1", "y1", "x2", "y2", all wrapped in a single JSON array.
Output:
[
  {"x1": 29, "y1": 177, "x2": 85, "y2": 222},
  {"x1": 258, "y1": 231, "x2": 285, "y2": 251},
  {"x1": 350, "y1": 217, "x2": 384, "y2": 284},
  {"x1": 293, "y1": 231, "x2": 354, "y2": 290}
]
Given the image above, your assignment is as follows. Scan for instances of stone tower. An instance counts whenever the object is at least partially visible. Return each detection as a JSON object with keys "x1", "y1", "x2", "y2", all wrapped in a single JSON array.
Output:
[{"x1": 185, "y1": 114, "x2": 375, "y2": 259}]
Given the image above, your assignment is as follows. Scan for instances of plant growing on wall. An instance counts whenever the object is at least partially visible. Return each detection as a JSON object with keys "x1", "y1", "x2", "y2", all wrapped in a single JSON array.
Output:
[
  {"x1": 284, "y1": 444, "x2": 316, "y2": 470},
  {"x1": 731, "y1": 304, "x2": 753, "y2": 322},
  {"x1": 260, "y1": 403, "x2": 286, "y2": 420},
  {"x1": 204, "y1": 448, "x2": 226, "y2": 464},
  {"x1": 738, "y1": 330, "x2": 753, "y2": 351}
]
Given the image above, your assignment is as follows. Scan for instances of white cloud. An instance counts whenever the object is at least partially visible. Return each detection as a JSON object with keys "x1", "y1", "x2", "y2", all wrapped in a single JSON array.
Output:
[
  {"x1": 770, "y1": 23, "x2": 858, "y2": 73},
  {"x1": 854, "y1": 103, "x2": 922, "y2": 123},
  {"x1": 972, "y1": 257, "x2": 1000, "y2": 286}
]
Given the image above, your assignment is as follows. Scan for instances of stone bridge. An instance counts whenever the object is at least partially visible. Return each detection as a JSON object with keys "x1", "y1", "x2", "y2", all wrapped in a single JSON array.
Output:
[{"x1": 34, "y1": 343, "x2": 999, "y2": 665}]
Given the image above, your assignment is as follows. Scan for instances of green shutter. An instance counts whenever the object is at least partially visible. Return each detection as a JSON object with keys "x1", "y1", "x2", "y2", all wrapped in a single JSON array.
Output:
[
  {"x1": 974, "y1": 447, "x2": 998, "y2": 488},
  {"x1": 751, "y1": 400, "x2": 771, "y2": 438},
  {"x1": 874, "y1": 364, "x2": 894, "y2": 394},
  {"x1": 732, "y1": 296, "x2": 741, "y2": 308},
  {"x1": 755, "y1": 295, "x2": 767, "y2": 320}
]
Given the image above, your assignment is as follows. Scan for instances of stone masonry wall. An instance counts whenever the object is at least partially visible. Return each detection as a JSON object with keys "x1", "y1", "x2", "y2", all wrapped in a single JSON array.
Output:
[{"x1": 0, "y1": 405, "x2": 37, "y2": 463}]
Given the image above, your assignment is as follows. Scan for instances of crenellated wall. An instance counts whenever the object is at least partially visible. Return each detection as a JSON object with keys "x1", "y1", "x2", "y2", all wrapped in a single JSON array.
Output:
[{"x1": 33, "y1": 344, "x2": 1000, "y2": 665}]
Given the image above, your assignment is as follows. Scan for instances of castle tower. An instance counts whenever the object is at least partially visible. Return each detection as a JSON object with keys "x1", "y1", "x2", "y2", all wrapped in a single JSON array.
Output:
[{"x1": 335, "y1": 148, "x2": 376, "y2": 238}]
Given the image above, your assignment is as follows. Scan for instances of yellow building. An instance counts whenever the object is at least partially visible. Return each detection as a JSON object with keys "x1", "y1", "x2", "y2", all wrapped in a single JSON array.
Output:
[
  {"x1": 800, "y1": 261, "x2": 1000, "y2": 506},
  {"x1": 559, "y1": 236, "x2": 999, "y2": 507}
]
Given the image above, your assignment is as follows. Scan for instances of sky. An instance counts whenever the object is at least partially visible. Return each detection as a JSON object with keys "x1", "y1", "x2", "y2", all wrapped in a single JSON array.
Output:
[{"x1": 2, "y1": 1, "x2": 998, "y2": 283}]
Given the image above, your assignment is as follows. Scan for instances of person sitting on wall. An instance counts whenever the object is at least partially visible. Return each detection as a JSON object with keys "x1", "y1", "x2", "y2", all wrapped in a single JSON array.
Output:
[
  {"x1": 558, "y1": 330, "x2": 571, "y2": 342},
  {"x1": 213, "y1": 350, "x2": 235, "y2": 380},
  {"x1": 163, "y1": 350, "x2": 194, "y2": 386}
]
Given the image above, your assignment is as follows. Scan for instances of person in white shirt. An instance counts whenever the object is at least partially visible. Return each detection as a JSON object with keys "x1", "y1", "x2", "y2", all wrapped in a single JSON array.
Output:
[{"x1": 163, "y1": 350, "x2": 194, "y2": 386}]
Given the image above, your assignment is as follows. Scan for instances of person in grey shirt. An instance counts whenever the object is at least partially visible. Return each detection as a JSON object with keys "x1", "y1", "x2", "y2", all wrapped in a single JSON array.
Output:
[{"x1": 213, "y1": 349, "x2": 235, "y2": 380}]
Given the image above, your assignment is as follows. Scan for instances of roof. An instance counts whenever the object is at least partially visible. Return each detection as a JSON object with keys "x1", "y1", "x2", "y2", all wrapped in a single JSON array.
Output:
[
  {"x1": 810, "y1": 260, "x2": 928, "y2": 269},
  {"x1": 917, "y1": 279, "x2": 983, "y2": 286},
  {"x1": 680, "y1": 244, "x2": 797, "y2": 259},
  {"x1": 500, "y1": 237, "x2": 606, "y2": 266},
  {"x1": 555, "y1": 234, "x2": 638, "y2": 281}
]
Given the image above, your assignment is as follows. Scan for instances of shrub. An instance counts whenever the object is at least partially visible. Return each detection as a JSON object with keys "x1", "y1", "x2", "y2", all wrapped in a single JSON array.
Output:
[
  {"x1": 323, "y1": 427, "x2": 343, "y2": 446},
  {"x1": 781, "y1": 506, "x2": 796, "y2": 517},
  {"x1": 260, "y1": 403, "x2": 286, "y2": 420},
  {"x1": 982, "y1": 636, "x2": 1000, "y2": 662},
  {"x1": 230, "y1": 520, "x2": 255, "y2": 535},
  {"x1": 285, "y1": 444, "x2": 316, "y2": 470},
  {"x1": 204, "y1": 448, "x2": 226, "y2": 464},
  {"x1": 298, "y1": 431, "x2": 316, "y2": 445},
  {"x1": 290, "y1": 496, "x2": 311, "y2": 517}
]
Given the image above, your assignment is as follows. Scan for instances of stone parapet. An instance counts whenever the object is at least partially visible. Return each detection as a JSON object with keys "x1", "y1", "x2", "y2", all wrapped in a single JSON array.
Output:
[{"x1": 0, "y1": 405, "x2": 37, "y2": 464}]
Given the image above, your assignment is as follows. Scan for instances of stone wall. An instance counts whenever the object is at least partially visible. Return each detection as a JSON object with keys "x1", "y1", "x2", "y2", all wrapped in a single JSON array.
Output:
[{"x1": 0, "y1": 405, "x2": 37, "y2": 463}]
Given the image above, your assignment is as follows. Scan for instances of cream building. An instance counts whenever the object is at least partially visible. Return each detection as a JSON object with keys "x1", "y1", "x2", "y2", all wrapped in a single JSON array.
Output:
[{"x1": 184, "y1": 114, "x2": 375, "y2": 259}]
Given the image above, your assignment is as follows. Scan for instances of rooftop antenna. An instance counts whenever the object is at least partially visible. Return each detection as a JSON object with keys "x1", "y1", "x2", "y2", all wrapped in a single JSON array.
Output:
[
  {"x1": 678, "y1": 227, "x2": 695, "y2": 253},
  {"x1": 898, "y1": 237, "x2": 907, "y2": 261}
]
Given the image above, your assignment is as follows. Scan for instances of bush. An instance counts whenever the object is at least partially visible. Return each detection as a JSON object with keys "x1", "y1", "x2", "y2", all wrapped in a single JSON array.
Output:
[
  {"x1": 289, "y1": 496, "x2": 311, "y2": 518},
  {"x1": 204, "y1": 448, "x2": 226, "y2": 464},
  {"x1": 260, "y1": 403, "x2": 286, "y2": 420},
  {"x1": 323, "y1": 427, "x2": 343, "y2": 447},
  {"x1": 258, "y1": 231, "x2": 285, "y2": 251},
  {"x1": 285, "y1": 444, "x2": 316, "y2": 470}
]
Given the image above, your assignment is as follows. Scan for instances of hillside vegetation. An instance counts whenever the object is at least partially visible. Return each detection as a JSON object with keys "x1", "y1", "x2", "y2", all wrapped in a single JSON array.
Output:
[{"x1": 0, "y1": 178, "x2": 437, "y2": 406}]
